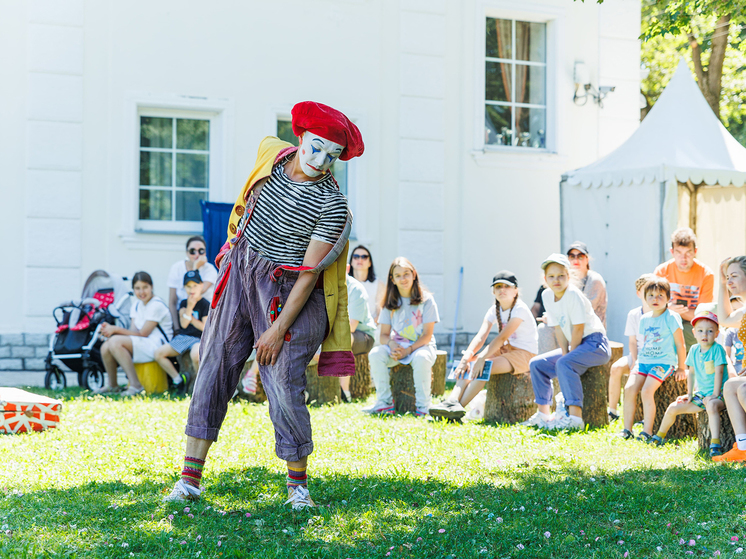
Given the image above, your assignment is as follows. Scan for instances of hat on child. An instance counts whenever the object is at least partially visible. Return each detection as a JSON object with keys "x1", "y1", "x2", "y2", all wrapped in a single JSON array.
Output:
[
  {"x1": 541, "y1": 253, "x2": 571, "y2": 271},
  {"x1": 691, "y1": 308, "x2": 719, "y2": 328},
  {"x1": 491, "y1": 271, "x2": 518, "y2": 287},
  {"x1": 492, "y1": 270, "x2": 518, "y2": 287},
  {"x1": 567, "y1": 241, "x2": 589, "y2": 255},
  {"x1": 183, "y1": 270, "x2": 203, "y2": 285}
]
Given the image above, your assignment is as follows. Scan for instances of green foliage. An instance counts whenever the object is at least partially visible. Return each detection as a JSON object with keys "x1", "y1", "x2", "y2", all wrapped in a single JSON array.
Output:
[
  {"x1": 2, "y1": 389, "x2": 746, "y2": 557},
  {"x1": 640, "y1": 0, "x2": 746, "y2": 42}
]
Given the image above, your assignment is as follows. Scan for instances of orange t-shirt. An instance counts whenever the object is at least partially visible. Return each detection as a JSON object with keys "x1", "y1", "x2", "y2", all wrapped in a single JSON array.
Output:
[{"x1": 653, "y1": 259, "x2": 714, "y2": 311}]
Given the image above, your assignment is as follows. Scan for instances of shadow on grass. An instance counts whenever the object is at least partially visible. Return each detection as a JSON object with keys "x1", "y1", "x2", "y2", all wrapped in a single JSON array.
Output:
[{"x1": 3, "y1": 458, "x2": 746, "y2": 558}]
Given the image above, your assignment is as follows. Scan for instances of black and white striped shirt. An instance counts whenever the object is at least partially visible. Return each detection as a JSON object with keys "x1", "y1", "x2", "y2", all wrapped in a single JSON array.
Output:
[{"x1": 244, "y1": 156, "x2": 349, "y2": 266}]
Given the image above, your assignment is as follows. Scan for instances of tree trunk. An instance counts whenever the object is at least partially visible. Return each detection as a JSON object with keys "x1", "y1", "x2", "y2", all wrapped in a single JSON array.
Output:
[
  {"x1": 581, "y1": 359, "x2": 612, "y2": 429},
  {"x1": 305, "y1": 362, "x2": 340, "y2": 406},
  {"x1": 484, "y1": 372, "x2": 535, "y2": 424},
  {"x1": 350, "y1": 353, "x2": 371, "y2": 400},
  {"x1": 633, "y1": 375, "x2": 696, "y2": 440},
  {"x1": 698, "y1": 406, "x2": 735, "y2": 454},
  {"x1": 390, "y1": 351, "x2": 447, "y2": 414},
  {"x1": 688, "y1": 14, "x2": 730, "y2": 120},
  {"x1": 176, "y1": 353, "x2": 197, "y2": 394}
]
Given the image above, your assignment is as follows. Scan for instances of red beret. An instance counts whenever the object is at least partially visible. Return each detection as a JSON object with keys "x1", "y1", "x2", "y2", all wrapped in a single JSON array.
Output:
[{"x1": 291, "y1": 101, "x2": 364, "y2": 161}]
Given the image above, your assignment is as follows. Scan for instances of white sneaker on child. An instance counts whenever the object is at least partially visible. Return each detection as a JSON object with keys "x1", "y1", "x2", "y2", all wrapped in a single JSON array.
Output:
[
  {"x1": 547, "y1": 414, "x2": 585, "y2": 431},
  {"x1": 521, "y1": 411, "x2": 552, "y2": 427},
  {"x1": 163, "y1": 479, "x2": 202, "y2": 502}
]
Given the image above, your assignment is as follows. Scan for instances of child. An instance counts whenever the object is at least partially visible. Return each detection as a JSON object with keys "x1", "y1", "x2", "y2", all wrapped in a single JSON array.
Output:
[
  {"x1": 154, "y1": 271, "x2": 210, "y2": 394},
  {"x1": 652, "y1": 310, "x2": 727, "y2": 455},
  {"x1": 725, "y1": 296, "x2": 744, "y2": 376},
  {"x1": 523, "y1": 254, "x2": 611, "y2": 430},
  {"x1": 430, "y1": 271, "x2": 538, "y2": 421},
  {"x1": 608, "y1": 274, "x2": 654, "y2": 420},
  {"x1": 363, "y1": 257, "x2": 440, "y2": 416},
  {"x1": 621, "y1": 277, "x2": 686, "y2": 441}
]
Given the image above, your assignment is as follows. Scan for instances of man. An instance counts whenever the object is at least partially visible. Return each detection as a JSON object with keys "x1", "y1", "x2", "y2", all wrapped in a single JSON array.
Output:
[
  {"x1": 654, "y1": 227, "x2": 715, "y2": 350},
  {"x1": 164, "y1": 101, "x2": 364, "y2": 509}
]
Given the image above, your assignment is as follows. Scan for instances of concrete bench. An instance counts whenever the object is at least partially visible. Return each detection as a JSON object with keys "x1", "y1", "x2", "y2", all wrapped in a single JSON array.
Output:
[{"x1": 390, "y1": 350, "x2": 447, "y2": 414}]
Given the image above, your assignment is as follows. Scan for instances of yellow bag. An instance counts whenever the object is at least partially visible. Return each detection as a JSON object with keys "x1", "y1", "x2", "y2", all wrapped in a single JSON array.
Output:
[{"x1": 134, "y1": 362, "x2": 168, "y2": 395}]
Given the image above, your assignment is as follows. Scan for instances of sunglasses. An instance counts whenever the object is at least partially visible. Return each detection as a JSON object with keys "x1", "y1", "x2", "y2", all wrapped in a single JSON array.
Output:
[
  {"x1": 567, "y1": 252, "x2": 586, "y2": 260},
  {"x1": 352, "y1": 254, "x2": 370, "y2": 260},
  {"x1": 188, "y1": 248, "x2": 206, "y2": 255}
]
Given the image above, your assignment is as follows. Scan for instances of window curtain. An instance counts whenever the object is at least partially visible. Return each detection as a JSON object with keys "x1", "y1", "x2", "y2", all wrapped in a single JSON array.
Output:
[{"x1": 495, "y1": 20, "x2": 530, "y2": 143}]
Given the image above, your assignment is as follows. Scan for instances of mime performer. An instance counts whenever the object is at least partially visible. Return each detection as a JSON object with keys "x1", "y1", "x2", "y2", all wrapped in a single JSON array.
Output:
[{"x1": 164, "y1": 102, "x2": 364, "y2": 509}]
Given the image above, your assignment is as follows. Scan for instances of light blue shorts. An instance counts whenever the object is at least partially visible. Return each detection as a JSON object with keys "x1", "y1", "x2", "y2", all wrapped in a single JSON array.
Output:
[{"x1": 638, "y1": 363, "x2": 675, "y2": 382}]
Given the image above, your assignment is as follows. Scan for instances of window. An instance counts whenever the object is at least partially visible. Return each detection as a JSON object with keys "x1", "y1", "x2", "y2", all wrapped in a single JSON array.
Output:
[
  {"x1": 276, "y1": 119, "x2": 348, "y2": 197},
  {"x1": 138, "y1": 115, "x2": 210, "y2": 227},
  {"x1": 484, "y1": 18, "x2": 546, "y2": 149}
]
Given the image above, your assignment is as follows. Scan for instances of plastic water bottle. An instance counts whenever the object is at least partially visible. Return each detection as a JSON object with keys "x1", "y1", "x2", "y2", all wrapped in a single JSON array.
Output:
[{"x1": 555, "y1": 392, "x2": 567, "y2": 416}]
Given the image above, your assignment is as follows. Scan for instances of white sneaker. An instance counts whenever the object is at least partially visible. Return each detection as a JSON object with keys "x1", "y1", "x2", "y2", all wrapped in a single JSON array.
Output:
[
  {"x1": 361, "y1": 401, "x2": 395, "y2": 415},
  {"x1": 163, "y1": 479, "x2": 202, "y2": 503},
  {"x1": 547, "y1": 414, "x2": 585, "y2": 431},
  {"x1": 285, "y1": 485, "x2": 316, "y2": 510},
  {"x1": 521, "y1": 411, "x2": 552, "y2": 427}
]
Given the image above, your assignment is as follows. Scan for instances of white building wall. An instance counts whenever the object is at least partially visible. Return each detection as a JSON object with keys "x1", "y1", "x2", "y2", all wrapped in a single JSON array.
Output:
[{"x1": 0, "y1": 0, "x2": 641, "y2": 354}]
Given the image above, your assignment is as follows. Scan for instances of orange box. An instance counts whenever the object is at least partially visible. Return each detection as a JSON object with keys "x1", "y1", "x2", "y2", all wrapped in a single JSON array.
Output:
[{"x1": 0, "y1": 388, "x2": 62, "y2": 433}]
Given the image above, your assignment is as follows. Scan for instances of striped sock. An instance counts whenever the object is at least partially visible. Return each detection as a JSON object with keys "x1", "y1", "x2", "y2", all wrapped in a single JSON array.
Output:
[
  {"x1": 287, "y1": 466, "x2": 307, "y2": 489},
  {"x1": 181, "y1": 456, "x2": 205, "y2": 488}
]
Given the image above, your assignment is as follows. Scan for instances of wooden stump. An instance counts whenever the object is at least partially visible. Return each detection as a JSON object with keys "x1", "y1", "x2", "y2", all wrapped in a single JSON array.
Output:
[
  {"x1": 235, "y1": 360, "x2": 267, "y2": 404},
  {"x1": 305, "y1": 362, "x2": 340, "y2": 406},
  {"x1": 633, "y1": 375, "x2": 696, "y2": 440},
  {"x1": 390, "y1": 350, "x2": 448, "y2": 414},
  {"x1": 484, "y1": 372, "x2": 535, "y2": 424},
  {"x1": 350, "y1": 353, "x2": 371, "y2": 400},
  {"x1": 175, "y1": 354, "x2": 197, "y2": 394},
  {"x1": 698, "y1": 406, "x2": 736, "y2": 453}
]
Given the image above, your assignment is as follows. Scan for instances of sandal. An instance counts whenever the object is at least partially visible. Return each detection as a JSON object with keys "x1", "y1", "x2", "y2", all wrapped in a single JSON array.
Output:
[
  {"x1": 121, "y1": 386, "x2": 145, "y2": 397},
  {"x1": 93, "y1": 385, "x2": 122, "y2": 394}
]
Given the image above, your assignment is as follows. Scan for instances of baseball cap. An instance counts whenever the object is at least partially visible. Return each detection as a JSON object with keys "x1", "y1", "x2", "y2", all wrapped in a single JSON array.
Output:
[
  {"x1": 491, "y1": 271, "x2": 518, "y2": 287},
  {"x1": 183, "y1": 270, "x2": 203, "y2": 285},
  {"x1": 691, "y1": 305, "x2": 718, "y2": 327},
  {"x1": 567, "y1": 241, "x2": 589, "y2": 255},
  {"x1": 541, "y1": 253, "x2": 571, "y2": 271}
]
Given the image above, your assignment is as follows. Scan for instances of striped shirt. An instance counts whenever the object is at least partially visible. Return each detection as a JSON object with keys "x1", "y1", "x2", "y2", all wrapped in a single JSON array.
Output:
[{"x1": 244, "y1": 156, "x2": 349, "y2": 266}]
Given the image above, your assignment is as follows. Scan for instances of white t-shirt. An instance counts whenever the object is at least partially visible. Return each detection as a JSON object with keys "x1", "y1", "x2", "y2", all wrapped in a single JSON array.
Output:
[
  {"x1": 361, "y1": 278, "x2": 384, "y2": 320},
  {"x1": 129, "y1": 296, "x2": 173, "y2": 344},
  {"x1": 542, "y1": 284, "x2": 605, "y2": 342},
  {"x1": 483, "y1": 299, "x2": 538, "y2": 354},
  {"x1": 167, "y1": 259, "x2": 218, "y2": 303},
  {"x1": 624, "y1": 306, "x2": 645, "y2": 350}
]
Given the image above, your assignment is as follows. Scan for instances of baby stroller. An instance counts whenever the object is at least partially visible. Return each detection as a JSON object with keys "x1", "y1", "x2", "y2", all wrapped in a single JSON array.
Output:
[{"x1": 44, "y1": 270, "x2": 134, "y2": 391}]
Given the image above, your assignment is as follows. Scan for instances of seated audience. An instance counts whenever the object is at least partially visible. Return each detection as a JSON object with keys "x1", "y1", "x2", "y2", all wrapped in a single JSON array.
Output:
[
  {"x1": 620, "y1": 277, "x2": 686, "y2": 442},
  {"x1": 348, "y1": 244, "x2": 385, "y2": 321},
  {"x1": 430, "y1": 271, "x2": 537, "y2": 421},
  {"x1": 523, "y1": 254, "x2": 611, "y2": 431},
  {"x1": 95, "y1": 272, "x2": 173, "y2": 396},
  {"x1": 340, "y1": 274, "x2": 377, "y2": 402},
  {"x1": 714, "y1": 256, "x2": 746, "y2": 463},
  {"x1": 725, "y1": 296, "x2": 744, "y2": 376},
  {"x1": 653, "y1": 309, "x2": 727, "y2": 456},
  {"x1": 167, "y1": 236, "x2": 218, "y2": 328},
  {"x1": 154, "y1": 270, "x2": 210, "y2": 395},
  {"x1": 607, "y1": 274, "x2": 654, "y2": 421},
  {"x1": 363, "y1": 257, "x2": 439, "y2": 417}
]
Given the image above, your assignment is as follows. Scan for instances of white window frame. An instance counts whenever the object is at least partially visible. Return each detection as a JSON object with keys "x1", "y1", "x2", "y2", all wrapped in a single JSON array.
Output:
[
  {"x1": 271, "y1": 107, "x2": 362, "y2": 241},
  {"x1": 121, "y1": 93, "x2": 233, "y2": 245},
  {"x1": 474, "y1": 2, "x2": 564, "y2": 156}
]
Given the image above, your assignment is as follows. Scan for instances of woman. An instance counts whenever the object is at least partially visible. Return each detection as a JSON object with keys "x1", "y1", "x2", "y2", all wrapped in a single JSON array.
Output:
[
  {"x1": 95, "y1": 272, "x2": 173, "y2": 396},
  {"x1": 714, "y1": 256, "x2": 746, "y2": 462},
  {"x1": 348, "y1": 245, "x2": 385, "y2": 321},
  {"x1": 567, "y1": 241, "x2": 607, "y2": 326},
  {"x1": 167, "y1": 236, "x2": 218, "y2": 328}
]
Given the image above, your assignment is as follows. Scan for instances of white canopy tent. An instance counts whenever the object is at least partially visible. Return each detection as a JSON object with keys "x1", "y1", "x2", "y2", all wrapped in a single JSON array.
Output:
[{"x1": 560, "y1": 58, "x2": 746, "y2": 342}]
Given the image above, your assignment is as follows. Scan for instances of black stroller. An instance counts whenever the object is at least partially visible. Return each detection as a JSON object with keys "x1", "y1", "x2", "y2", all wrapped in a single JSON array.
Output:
[{"x1": 44, "y1": 270, "x2": 134, "y2": 391}]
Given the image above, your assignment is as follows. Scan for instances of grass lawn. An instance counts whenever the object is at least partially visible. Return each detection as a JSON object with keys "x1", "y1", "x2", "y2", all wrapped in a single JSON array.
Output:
[{"x1": 2, "y1": 388, "x2": 746, "y2": 558}]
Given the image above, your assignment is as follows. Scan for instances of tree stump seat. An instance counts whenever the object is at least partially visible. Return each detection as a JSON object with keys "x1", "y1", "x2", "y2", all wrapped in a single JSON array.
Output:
[
  {"x1": 305, "y1": 361, "x2": 340, "y2": 406},
  {"x1": 633, "y1": 374, "x2": 697, "y2": 440},
  {"x1": 484, "y1": 371, "x2": 535, "y2": 424},
  {"x1": 350, "y1": 353, "x2": 371, "y2": 400},
  {"x1": 390, "y1": 350, "x2": 447, "y2": 414},
  {"x1": 175, "y1": 354, "x2": 197, "y2": 395},
  {"x1": 698, "y1": 406, "x2": 736, "y2": 453}
]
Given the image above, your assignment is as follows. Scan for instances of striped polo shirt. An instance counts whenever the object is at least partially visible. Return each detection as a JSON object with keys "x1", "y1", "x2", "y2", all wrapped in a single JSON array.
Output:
[{"x1": 244, "y1": 155, "x2": 349, "y2": 266}]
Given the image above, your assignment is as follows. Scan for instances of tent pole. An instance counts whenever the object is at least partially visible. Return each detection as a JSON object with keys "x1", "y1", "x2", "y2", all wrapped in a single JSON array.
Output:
[{"x1": 659, "y1": 181, "x2": 666, "y2": 263}]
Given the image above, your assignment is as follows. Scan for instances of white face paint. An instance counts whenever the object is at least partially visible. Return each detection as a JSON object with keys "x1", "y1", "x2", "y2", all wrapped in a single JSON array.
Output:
[{"x1": 297, "y1": 132, "x2": 344, "y2": 178}]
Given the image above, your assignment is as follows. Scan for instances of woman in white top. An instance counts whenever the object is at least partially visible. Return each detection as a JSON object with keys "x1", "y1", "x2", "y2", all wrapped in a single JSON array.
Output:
[
  {"x1": 429, "y1": 271, "x2": 538, "y2": 420},
  {"x1": 95, "y1": 271, "x2": 173, "y2": 396},
  {"x1": 348, "y1": 244, "x2": 385, "y2": 321},
  {"x1": 167, "y1": 236, "x2": 218, "y2": 327},
  {"x1": 567, "y1": 241, "x2": 607, "y2": 327}
]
